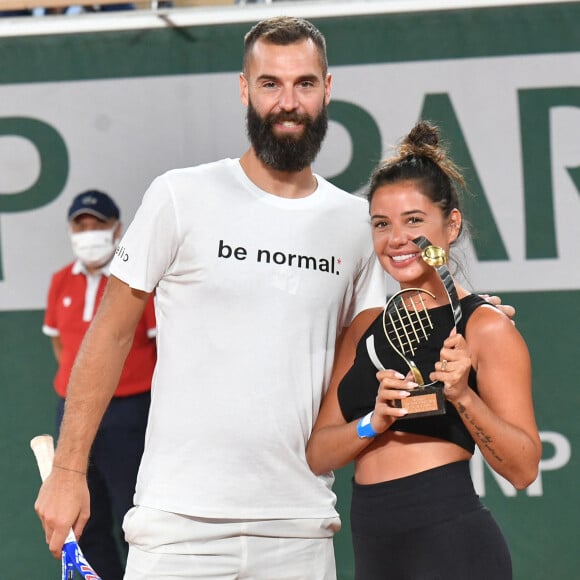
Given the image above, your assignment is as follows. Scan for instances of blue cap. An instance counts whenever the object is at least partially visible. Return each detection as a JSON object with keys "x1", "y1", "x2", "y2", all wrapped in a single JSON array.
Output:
[{"x1": 68, "y1": 190, "x2": 120, "y2": 222}]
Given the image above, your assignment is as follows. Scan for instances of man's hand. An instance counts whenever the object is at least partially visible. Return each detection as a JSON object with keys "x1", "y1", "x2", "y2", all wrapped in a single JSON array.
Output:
[
  {"x1": 480, "y1": 294, "x2": 516, "y2": 322},
  {"x1": 34, "y1": 468, "x2": 90, "y2": 558}
]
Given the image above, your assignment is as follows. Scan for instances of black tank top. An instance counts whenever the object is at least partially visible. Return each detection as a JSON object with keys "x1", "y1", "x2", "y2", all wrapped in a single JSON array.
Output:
[{"x1": 338, "y1": 294, "x2": 489, "y2": 453}]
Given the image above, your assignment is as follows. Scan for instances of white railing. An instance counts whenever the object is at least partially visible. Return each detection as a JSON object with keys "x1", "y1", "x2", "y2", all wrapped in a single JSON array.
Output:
[{"x1": 0, "y1": 0, "x2": 234, "y2": 10}]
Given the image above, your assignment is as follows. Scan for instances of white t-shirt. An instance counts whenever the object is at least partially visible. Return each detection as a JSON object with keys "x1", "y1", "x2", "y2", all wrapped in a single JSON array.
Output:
[{"x1": 111, "y1": 158, "x2": 386, "y2": 520}]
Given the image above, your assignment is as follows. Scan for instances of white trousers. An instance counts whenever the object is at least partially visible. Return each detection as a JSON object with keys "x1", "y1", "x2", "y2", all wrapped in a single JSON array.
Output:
[{"x1": 123, "y1": 505, "x2": 339, "y2": 579}]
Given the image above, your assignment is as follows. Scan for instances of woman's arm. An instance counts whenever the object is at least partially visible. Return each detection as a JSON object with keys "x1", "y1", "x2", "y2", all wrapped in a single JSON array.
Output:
[
  {"x1": 306, "y1": 308, "x2": 411, "y2": 475},
  {"x1": 430, "y1": 305, "x2": 541, "y2": 489}
]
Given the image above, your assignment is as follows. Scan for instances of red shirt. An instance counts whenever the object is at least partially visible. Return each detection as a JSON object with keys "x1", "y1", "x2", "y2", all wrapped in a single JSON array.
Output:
[{"x1": 43, "y1": 260, "x2": 156, "y2": 398}]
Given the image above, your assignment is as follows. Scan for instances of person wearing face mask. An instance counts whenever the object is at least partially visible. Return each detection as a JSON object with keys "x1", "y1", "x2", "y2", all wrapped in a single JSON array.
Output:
[{"x1": 42, "y1": 189, "x2": 156, "y2": 580}]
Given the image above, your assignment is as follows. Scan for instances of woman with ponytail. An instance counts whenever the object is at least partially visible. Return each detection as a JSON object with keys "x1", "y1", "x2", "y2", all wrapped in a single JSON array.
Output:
[{"x1": 306, "y1": 121, "x2": 541, "y2": 580}]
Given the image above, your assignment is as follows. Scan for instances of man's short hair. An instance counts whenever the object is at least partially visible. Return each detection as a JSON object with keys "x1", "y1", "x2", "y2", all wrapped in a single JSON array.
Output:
[{"x1": 243, "y1": 16, "x2": 328, "y2": 76}]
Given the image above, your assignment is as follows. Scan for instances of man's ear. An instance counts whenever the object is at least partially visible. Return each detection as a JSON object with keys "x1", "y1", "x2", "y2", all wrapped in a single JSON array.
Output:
[
  {"x1": 240, "y1": 72, "x2": 249, "y2": 107},
  {"x1": 324, "y1": 73, "x2": 332, "y2": 106}
]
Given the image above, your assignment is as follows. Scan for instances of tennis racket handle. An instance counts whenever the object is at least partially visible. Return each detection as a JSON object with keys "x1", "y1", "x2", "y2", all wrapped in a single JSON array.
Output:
[{"x1": 30, "y1": 434, "x2": 56, "y2": 482}]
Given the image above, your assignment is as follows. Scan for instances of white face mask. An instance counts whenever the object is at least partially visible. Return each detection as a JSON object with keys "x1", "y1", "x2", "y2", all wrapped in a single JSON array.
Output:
[{"x1": 70, "y1": 226, "x2": 117, "y2": 268}]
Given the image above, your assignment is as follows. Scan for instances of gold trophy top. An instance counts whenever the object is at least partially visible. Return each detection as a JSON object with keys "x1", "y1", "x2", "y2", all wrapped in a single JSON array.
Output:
[{"x1": 421, "y1": 245, "x2": 447, "y2": 268}]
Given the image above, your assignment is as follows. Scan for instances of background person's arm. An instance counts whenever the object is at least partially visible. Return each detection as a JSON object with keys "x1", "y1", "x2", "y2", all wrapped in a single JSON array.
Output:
[{"x1": 50, "y1": 335, "x2": 63, "y2": 363}]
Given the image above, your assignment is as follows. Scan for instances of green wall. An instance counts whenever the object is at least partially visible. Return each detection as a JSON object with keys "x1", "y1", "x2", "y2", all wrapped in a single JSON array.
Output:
[
  {"x1": 1, "y1": 310, "x2": 59, "y2": 575},
  {"x1": 3, "y1": 291, "x2": 578, "y2": 578}
]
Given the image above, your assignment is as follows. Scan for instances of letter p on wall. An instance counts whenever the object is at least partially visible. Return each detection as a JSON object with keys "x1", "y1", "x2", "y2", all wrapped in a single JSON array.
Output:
[
  {"x1": 0, "y1": 117, "x2": 68, "y2": 212},
  {"x1": 0, "y1": 117, "x2": 69, "y2": 280}
]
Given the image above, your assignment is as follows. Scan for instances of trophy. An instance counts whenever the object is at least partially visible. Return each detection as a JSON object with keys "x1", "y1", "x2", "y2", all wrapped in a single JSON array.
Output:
[{"x1": 366, "y1": 236, "x2": 462, "y2": 419}]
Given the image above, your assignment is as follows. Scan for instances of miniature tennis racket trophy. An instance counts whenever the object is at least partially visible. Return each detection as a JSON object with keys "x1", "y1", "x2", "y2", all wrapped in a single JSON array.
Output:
[{"x1": 366, "y1": 236, "x2": 462, "y2": 419}]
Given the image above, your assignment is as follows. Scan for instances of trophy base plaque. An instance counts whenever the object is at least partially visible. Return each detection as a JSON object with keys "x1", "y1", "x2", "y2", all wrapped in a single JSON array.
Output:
[{"x1": 393, "y1": 382, "x2": 446, "y2": 419}]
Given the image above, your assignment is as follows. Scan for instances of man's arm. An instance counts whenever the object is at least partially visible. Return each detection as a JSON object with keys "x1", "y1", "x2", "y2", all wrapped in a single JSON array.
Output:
[{"x1": 35, "y1": 275, "x2": 150, "y2": 558}]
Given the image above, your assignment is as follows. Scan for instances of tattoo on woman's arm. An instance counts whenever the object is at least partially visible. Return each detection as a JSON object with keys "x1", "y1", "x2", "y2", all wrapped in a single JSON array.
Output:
[{"x1": 457, "y1": 402, "x2": 503, "y2": 462}]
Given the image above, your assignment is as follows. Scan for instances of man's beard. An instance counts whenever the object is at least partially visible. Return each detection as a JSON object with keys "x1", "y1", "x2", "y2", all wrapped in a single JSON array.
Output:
[{"x1": 246, "y1": 101, "x2": 328, "y2": 172}]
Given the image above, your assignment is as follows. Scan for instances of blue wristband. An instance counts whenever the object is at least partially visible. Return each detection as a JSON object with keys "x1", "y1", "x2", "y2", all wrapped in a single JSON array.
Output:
[{"x1": 357, "y1": 412, "x2": 378, "y2": 438}]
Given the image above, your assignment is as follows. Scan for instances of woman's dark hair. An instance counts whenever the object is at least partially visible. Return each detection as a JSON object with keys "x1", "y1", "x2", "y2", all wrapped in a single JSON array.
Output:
[{"x1": 368, "y1": 121, "x2": 466, "y2": 237}]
